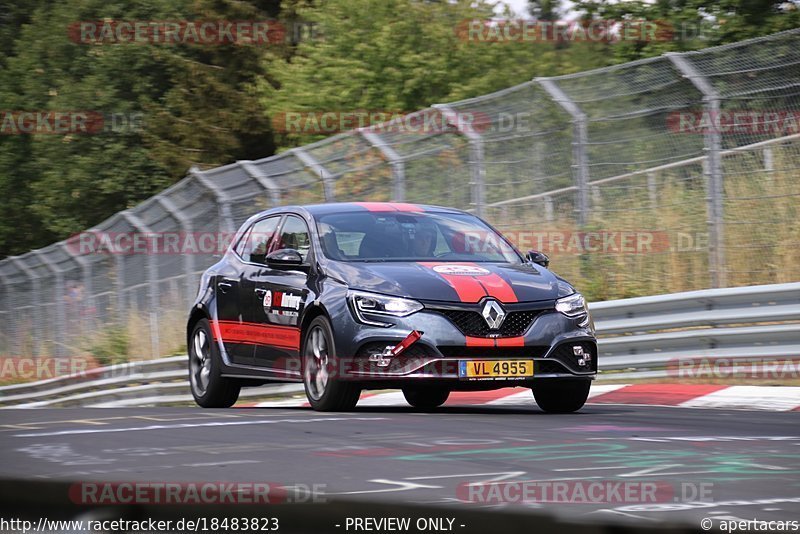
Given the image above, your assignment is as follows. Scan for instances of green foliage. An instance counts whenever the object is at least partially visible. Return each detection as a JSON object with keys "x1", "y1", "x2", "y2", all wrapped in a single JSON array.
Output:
[
  {"x1": 0, "y1": 0, "x2": 278, "y2": 257},
  {"x1": 573, "y1": 0, "x2": 800, "y2": 62},
  {"x1": 259, "y1": 0, "x2": 612, "y2": 148}
]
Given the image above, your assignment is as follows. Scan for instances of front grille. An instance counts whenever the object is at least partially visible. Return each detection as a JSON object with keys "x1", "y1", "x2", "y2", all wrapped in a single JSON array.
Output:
[
  {"x1": 550, "y1": 341, "x2": 597, "y2": 373},
  {"x1": 434, "y1": 309, "x2": 544, "y2": 337},
  {"x1": 437, "y1": 346, "x2": 549, "y2": 359}
]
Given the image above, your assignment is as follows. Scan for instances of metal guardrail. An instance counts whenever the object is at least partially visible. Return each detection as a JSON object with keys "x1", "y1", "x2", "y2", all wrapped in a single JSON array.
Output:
[
  {"x1": 591, "y1": 282, "x2": 800, "y2": 371},
  {"x1": 0, "y1": 282, "x2": 797, "y2": 407}
]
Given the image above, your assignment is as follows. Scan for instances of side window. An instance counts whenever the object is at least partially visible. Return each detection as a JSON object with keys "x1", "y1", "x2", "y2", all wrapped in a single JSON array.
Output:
[
  {"x1": 276, "y1": 215, "x2": 311, "y2": 262},
  {"x1": 234, "y1": 225, "x2": 253, "y2": 257},
  {"x1": 241, "y1": 216, "x2": 281, "y2": 264}
]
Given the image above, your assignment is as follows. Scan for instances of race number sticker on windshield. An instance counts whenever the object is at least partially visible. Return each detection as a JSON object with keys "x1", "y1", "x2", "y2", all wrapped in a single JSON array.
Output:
[{"x1": 432, "y1": 264, "x2": 490, "y2": 276}]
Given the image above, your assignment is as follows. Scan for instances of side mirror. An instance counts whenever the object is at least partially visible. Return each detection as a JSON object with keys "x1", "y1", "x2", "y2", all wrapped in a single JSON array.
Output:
[
  {"x1": 266, "y1": 248, "x2": 304, "y2": 267},
  {"x1": 526, "y1": 250, "x2": 550, "y2": 268}
]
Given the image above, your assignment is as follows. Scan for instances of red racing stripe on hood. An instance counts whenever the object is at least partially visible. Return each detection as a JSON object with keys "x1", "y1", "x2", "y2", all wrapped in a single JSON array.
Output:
[
  {"x1": 476, "y1": 273, "x2": 518, "y2": 303},
  {"x1": 417, "y1": 262, "x2": 487, "y2": 303}
]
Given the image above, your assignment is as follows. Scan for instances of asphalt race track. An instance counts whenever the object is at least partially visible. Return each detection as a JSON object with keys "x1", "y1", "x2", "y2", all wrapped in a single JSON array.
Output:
[{"x1": 1, "y1": 402, "x2": 799, "y2": 528}]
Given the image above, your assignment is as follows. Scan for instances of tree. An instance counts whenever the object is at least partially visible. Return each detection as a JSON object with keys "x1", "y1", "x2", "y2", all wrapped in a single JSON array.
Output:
[
  {"x1": 0, "y1": 0, "x2": 282, "y2": 257},
  {"x1": 574, "y1": 0, "x2": 800, "y2": 61},
  {"x1": 259, "y1": 0, "x2": 611, "y2": 148}
]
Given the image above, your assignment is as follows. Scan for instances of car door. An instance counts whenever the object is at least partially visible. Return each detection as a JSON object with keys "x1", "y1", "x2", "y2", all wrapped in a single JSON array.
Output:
[
  {"x1": 250, "y1": 214, "x2": 312, "y2": 377},
  {"x1": 214, "y1": 224, "x2": 255, "y2": 366},
  {"x1": 230, "y1": 215, "x2": 282, "y2": 367}
]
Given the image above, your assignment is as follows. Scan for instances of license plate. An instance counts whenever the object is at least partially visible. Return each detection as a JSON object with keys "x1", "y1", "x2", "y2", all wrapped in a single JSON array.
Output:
[{"x1": 458, "y1": 359, "x2": 534, "y2": 380}]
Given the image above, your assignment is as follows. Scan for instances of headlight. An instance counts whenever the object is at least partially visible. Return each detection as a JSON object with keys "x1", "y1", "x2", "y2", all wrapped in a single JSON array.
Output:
[
  {"x1": 347, "y1": 290, "x2": 423, "y2": 327},
  {"x1": 555, "y1": 292, "x2": 587, "y2": 318}
]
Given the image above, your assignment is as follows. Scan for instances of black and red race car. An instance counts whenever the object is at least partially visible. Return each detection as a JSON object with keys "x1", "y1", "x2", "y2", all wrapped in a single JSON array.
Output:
[{"x1": 187, "y1": 202, "x2": 597, "y2": 412}]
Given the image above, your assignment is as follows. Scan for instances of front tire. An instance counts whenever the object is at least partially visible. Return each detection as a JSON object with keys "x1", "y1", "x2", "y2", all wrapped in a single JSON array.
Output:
[
  {"x1": 189, "y1": 319, "x2": 240, "y2": 408},
  {"x1": 402, "y1": 387, "x2": 450, "y2": 410},
  {"x1": 532, "y1": 379, "x2": 591, "y2": 413},
  {"x1": 302, "y1": 316, "x2": 361, "y2": 411}
]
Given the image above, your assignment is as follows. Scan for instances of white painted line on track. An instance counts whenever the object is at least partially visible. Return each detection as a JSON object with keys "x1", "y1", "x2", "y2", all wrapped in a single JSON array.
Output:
[
  {"x1": 587, "y1": 384, "x2": 630, "y2": 398},
  {"x1": 356, "y1": 391, "x2": 408, "y2": 407},
  {"x1": 13, "y1": 416, "x2": 388, "y2": 438},
  {"x1": 486, "y1": 390, "x2": 533, "y2": 405},
  {"x1": 679, "y1": 386, "x2": 800, "y2": 411}
]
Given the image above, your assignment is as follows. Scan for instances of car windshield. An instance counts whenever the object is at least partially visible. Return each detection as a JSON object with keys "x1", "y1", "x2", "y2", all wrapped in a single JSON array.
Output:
[{"x1": 316, "y1": 211, "x2": 522, "y2": 263}]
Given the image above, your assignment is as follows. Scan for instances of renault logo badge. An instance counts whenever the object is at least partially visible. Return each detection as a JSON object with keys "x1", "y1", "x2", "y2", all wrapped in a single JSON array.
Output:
[{"x1": 481, "y1": 300, "x2": 506, "y2": 330}]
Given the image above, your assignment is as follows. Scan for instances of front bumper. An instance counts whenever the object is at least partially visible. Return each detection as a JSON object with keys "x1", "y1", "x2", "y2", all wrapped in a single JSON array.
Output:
[{"x1": 331, "y1": 301, "x2": 597, "y2": 384}]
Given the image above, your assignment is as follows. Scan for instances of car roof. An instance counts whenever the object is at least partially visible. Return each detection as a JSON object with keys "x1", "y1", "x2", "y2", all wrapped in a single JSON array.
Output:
[
  {"x1": 302, "y1": 202, "x2": 467, "y2": 216},
  {"x1": 238, "y1": 202, "x2": 472, "y2": 231}
]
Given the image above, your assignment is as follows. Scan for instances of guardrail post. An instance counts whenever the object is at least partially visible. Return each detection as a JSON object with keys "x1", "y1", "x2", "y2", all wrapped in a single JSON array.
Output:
[
  {"x1": 667, "y1": 53, "x2": 726, "y2": 288},
  {"x1": 239, "y1": 160, "x2": 282, "y2": 207},
  {"x1": 433, "y1": 104, "x2": 486, "y2": 216},
  {"x1": 121, "y1": 210, "x2": 160, "y2": 358},
  {"x1": 292, "y1": 148, "x2": 336, "y2": 202},
  {"x1": 189, "y1": 167, "x2": 237, "y2": 234},
  {"x1": 359, "y1": 129, "x2": 406, "y2": 202},
  {"x1": 7, "y1": 256, "x2": 41, "y2": 357},
  {"x1": 32, "y1": 251, "x2": 66, "y2": 358},
  {"x1": 536, "y1": 78, "x2": 590, "y2": 227}
]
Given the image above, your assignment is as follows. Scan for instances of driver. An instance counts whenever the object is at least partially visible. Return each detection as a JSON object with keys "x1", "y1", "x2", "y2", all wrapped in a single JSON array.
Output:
[{"x1": 410, "y1": 223, "x2": 437, "y2": 257}]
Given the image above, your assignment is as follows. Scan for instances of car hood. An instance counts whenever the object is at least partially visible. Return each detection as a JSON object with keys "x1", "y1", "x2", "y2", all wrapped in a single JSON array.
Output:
[{"x1": 324, "y1": 261, "x2": 565, "y2": 304}]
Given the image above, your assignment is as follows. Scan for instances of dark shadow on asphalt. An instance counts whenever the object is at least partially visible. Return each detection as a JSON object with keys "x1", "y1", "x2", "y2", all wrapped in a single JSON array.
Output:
[{"x1": 243, "y1": 404, "x2": 634, "y2": 416}]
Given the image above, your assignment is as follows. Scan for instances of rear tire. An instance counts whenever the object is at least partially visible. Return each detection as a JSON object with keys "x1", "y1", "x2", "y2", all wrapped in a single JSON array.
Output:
[
  {"x1": 302, "y1": 316, "x2": 361, "y2": 411},
  {"x1": 402, "y1": 387, "x2": 450, "y2": 410},
  {"x1": 189, "y1": 319, "x2": 240, "y2": 408},
  {"x1": 532, "y1": 379, "x2": 591, "y2": 413}
]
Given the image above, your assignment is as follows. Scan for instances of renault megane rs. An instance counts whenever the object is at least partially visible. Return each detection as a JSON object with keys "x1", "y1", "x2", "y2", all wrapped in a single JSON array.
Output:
[{"x1": 187, "y1": 202, "x2": 597, "y2": 412}]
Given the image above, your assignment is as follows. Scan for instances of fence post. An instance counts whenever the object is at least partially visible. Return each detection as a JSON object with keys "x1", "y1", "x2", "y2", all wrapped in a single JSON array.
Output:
[
  {"x1": 667, "y1": 52, "x2": 726, "y2": 288},
  {"x1": 647, "y1": 172, "x2": 658, "y2": 208},
  {"x1": 32, "y1": 250, "x2": 66, "y2": 358},
  {"x1": 433, "y1": 104, "x2": 486, "y2": 216},
  {"x1": 0, "y1": 271, "x2": 7, "y2": 354},
  {"x1": 7, "y1": 256, "x2": 41, "y2": 357},
  {"x1": 763, "y1": 147, "x2": 774, "y2": 172},
  {"x1": 359, "y1": 129, "x2": 406, "y2": 202},
  {"x1": 60, "y1": 243, "x2": 93, "y2": 339},
  {"x1": 292, "y1": 148, "x2": 336, "y2": 202},
  {"x1": 190, "y1": 167, "x2": 237, "y2": 234},
  {"x1": 240, "y1": 160, "x2": 282, "y2": 207},
  {"x1": 121, "y1": 210, "x2": 160, "y2": 358},
  {"x1": 536, "y1": 78, "x2": 590, "y2": 227},
  {"x1": 155, "y1": 195, "x2": 196, "y2": 309}
]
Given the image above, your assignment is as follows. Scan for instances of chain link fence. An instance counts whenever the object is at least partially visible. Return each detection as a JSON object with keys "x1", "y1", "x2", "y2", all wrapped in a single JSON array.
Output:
[{"x1": 1, "y1": 29, "x2": 798, "y2": 360}]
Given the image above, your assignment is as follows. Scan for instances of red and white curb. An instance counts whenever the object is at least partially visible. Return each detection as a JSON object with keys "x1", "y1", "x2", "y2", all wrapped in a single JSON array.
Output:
[{"x1": 245, "y1": 384, "x2": 800, "y2": 411}]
